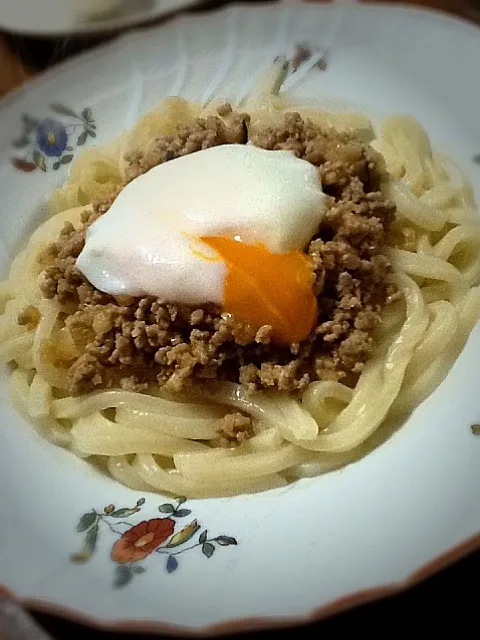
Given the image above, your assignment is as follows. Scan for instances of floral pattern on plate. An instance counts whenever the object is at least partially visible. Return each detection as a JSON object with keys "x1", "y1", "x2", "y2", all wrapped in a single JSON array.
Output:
[
  {"x1": 72, "y1": 497, "x2": 238, "y2": 588},
  {"x1": 11, "y1": 103, "x2": 96, "y2": 173},
  {"x1": 290, "y1": 42, "x2": 328, "y2": 72}
]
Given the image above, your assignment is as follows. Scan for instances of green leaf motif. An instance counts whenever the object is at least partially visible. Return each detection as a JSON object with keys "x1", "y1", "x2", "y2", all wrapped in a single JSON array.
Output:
[
  {"x1": 109, "y1": 507, "x2": 138, "y2": 518},
  {"x1": 85, "y1": 522, "x2": 99, "y2": 553},
  {"x1": 77, "y1": 131, "x2": 88, "y2": 146},
  {"x1": 66, "y1": 146, "x2": 73, "y2": 151},
  {"x1": 158, "y1": 503, "x2": 175, "y2": 514},
  {"x1": 174, "y1": 509, "x2": 191, "y2": 518},
  {"x1": 471, "y1": 424, "x2": 480, "y2": 435},
  {"x1": 215, "y1": 536, "x2": 237, "y2": 546},
  {"x1": 136, "y1": 497, "x2": 145, "y2": 506},
  {"x1": 199, "y1": 530, "x2": 207, "y2": 544},
  {"x1": 114, "y1": 565, "x2": 132, "y2": 588},
  {"x1": 132, "y1": 566, "x2": 146, "y2": 574},
  {"x1": 53, "y1": 162, "x2": 60, "y2": 170},
  {"x1": 71, "y1": 521, "x2": 99, "y2": 563},
  {"x1": 33, "y1": 150, "x2": 47, "y2": 172},
  {"x1": 50, "y1": 103, "x2": 78, "y2": 118},
  {"x1": 61, "y1": 154, "x2": 74, "y2": 165},
  {"x1": 77, "y1": 512, "x2": 96, "y2": 532},
  {"x1": 202, "y1": 542, "x2": 215, "y2": 559},
  {"x1": 82, "y1": 107, "x2": 92, "y2": 121},
  {"x1": 87, "y1": 129, "x2": 96, "y2": 138}
]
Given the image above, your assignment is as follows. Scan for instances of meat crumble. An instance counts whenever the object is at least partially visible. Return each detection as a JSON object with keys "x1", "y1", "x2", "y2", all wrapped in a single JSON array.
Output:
[
  {"x1": 37, "y1": 108, "x2": 397, "y2": 400},
  {"x1": 216, "y1": 412, "x2": 254, "y2": 447}
]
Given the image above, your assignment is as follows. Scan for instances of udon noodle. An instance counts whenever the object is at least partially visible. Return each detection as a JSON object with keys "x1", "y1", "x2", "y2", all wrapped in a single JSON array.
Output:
[{"x1": 2, "y1": 63, "x2": 480, "y2": 497}]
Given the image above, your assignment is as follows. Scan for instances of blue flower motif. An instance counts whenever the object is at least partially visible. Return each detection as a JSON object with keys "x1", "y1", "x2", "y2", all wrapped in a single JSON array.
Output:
[{"x1": 36, "y1": 118, "x2": 68, "y2": 157}]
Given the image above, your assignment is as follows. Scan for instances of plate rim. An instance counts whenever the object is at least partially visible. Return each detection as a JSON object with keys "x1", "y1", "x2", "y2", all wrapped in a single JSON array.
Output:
[
  {"x1": 1, "y1": 0, "x2": 480, "y2": 633},
  {"x1": 1, "y1": 532, "x2": 479, "y2": 635}
]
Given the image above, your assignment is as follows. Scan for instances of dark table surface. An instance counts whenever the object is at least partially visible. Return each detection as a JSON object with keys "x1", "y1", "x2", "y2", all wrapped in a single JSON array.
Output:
[{"x1": 0, "y1": 1, "x2": 479, "y2": 637}]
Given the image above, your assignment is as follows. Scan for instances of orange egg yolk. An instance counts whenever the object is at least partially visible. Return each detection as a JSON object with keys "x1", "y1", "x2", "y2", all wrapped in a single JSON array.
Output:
[{"x1": 200, "y1": 236, "x2": 318, "y2": 346}]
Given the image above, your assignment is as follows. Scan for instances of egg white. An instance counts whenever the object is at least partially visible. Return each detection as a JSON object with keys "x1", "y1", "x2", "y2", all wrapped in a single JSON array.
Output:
[{"x1": 76, "y1": 144, "x2": 327, "y2": 304}]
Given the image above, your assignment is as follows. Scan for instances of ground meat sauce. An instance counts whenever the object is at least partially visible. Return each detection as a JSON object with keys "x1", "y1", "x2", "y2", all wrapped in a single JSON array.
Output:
[
  {"x1": 39, "y1": 108, "x2": 397, "y2": 398},
  {"x1": 216, "y1": 412, "x2": 255, "y2": 447}
]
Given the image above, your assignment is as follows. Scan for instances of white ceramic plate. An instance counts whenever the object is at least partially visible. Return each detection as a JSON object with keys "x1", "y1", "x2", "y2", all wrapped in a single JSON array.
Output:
[
  {"x1": 0, "y1": 2, "x2": 480, "y2": 635},
  {"x1": 0, "y1": 0, "x2": 202, "y2": 37}
]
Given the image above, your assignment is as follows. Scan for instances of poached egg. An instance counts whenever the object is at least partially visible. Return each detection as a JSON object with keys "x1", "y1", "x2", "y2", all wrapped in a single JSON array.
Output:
[{"x1": 76, "y1": 144, "x2": 327, "y2": 343}]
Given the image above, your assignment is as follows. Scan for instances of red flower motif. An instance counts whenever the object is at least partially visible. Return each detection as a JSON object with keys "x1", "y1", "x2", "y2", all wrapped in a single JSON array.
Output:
[
  {"x1": 111, "y1": 519, "x2": 175, "y2": 564},
  {"x1": 11, "y1": 158, "x2": 36, "y2": 172}
]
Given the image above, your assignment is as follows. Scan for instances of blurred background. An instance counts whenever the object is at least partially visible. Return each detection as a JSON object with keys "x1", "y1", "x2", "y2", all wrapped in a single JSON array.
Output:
[
  {"x1": 0, "y1": 0, "x2": 479, "y2": 638},
  {"x1": 1, "y1": 0, "x2": 479, "y2": 99}
]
